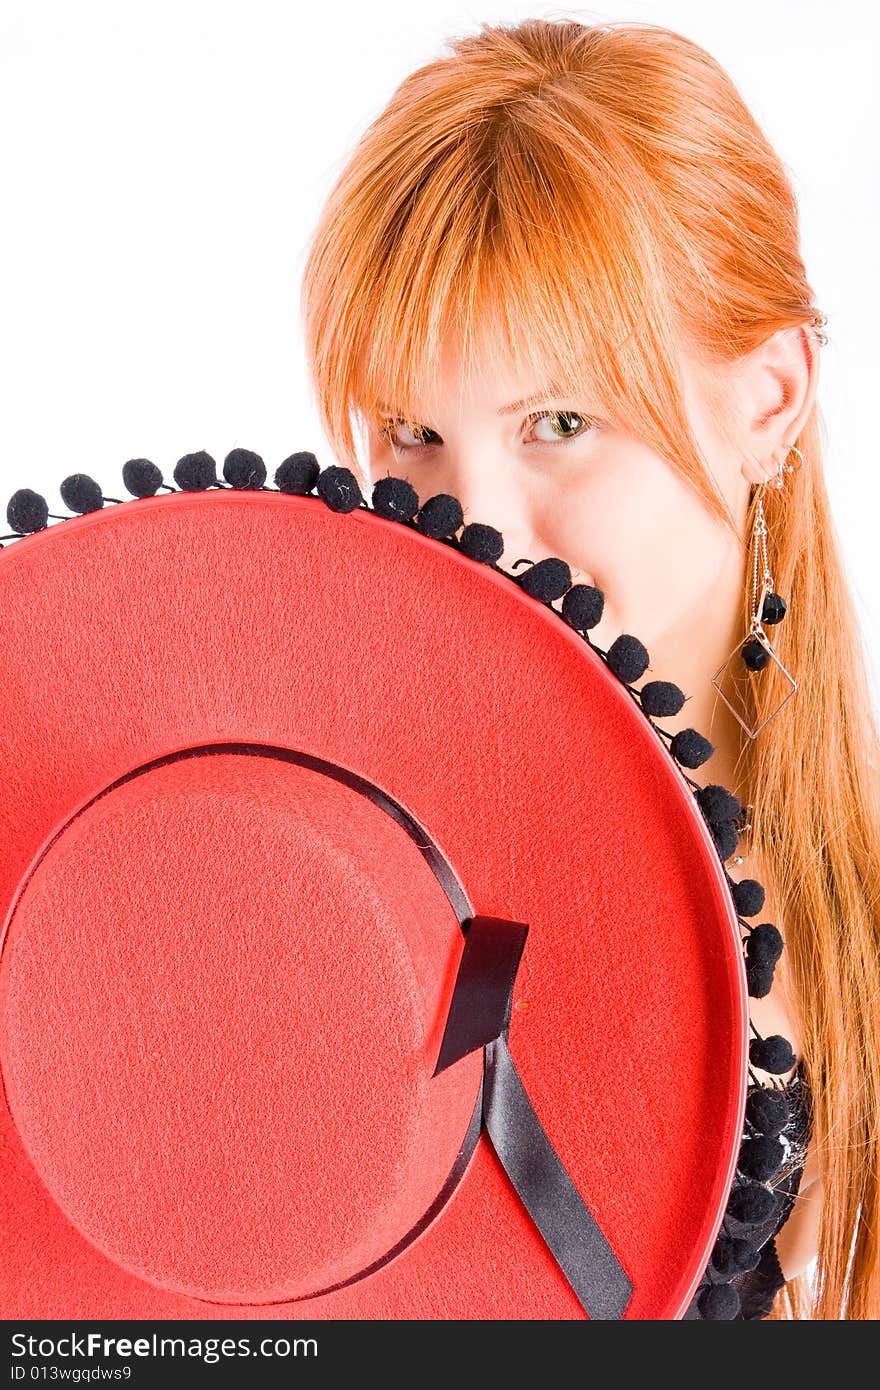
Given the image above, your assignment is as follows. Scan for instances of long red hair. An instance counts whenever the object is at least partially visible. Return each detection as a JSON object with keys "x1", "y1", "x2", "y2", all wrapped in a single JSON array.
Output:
[{"x1": 300, "y1": 17, "x2": 880, "y2": 1318}]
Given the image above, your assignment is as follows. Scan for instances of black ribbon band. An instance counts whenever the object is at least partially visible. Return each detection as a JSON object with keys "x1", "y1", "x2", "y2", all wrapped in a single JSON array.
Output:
[{"x1": 435, "y1": 914, "x2": 634, "y2": 1320}]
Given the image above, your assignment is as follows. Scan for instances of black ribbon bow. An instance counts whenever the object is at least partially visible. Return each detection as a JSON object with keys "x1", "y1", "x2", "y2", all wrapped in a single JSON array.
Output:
[{"x1": 434, "y1": 914, "x2": 633, "y2": 1320}]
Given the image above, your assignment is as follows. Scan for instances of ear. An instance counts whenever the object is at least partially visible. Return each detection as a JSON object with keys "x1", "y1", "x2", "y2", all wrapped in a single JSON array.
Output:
[{"x1": 738, "y1": 324, "x2": 821, "y2": 486}]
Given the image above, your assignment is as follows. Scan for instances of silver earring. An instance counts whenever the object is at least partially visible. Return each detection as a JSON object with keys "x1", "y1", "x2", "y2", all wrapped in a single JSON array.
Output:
[{"x1": 709, "y1": 445, "x2": 803, "y2": 738}]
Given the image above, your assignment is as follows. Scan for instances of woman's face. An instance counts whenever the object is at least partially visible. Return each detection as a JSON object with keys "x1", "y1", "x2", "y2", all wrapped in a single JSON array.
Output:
[{"x1": 364, "y1": 331, "x2": 754, "y2": 689}]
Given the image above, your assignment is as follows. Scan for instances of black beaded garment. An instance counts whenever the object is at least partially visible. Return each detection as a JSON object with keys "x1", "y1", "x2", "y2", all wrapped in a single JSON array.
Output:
[{"x1": 1, "y1": 455, "x2": 816, "y2": 1321}]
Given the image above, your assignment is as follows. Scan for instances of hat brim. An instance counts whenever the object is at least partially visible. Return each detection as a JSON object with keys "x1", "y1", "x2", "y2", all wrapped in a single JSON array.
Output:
[{"x1": 0, "y1": 488, "x2": 748, "y2": 1318}]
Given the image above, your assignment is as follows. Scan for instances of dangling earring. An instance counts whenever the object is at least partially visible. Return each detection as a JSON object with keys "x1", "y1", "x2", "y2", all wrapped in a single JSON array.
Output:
[{"x1": 710, "y1": 445, "x2": 803, "y2": 739}]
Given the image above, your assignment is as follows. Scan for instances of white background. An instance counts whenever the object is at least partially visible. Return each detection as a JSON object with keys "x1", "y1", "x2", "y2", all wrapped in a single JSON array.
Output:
[{"x1": 1, "y1": 1, "x2": 878, "y2": 705}]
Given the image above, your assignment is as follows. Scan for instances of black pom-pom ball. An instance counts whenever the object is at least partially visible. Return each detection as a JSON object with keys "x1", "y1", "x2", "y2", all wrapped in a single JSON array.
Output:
[
  {"x1": 741, "y1": 635, "x2": 771, "y2": 671},
  {"x1": 749, "y1": 1034, "x2": 796, "y2": 1075},
  {"x1": 737, "y1": 1134, "x2": 784, "y2": 1181},
  {"x1": 711, "y1": 820, "x2": 740, "y2": 862},
  {"x1": 174, "y1": 450, "x2": 217, "y2": 491},
  {"x1": 745, "y1": 958, "x2": 775, "y2": 998},
  {"x1": 761, "y1": 591, "x2": 788, "y2": 625},
  {"x1": 371, "y1": 475, "x2": 420, "y2": 523},
  {"x1": 746, "y1": 1085, "x2": 790, "y2": 1138},
  {"x1": 223, "y1": 448, "x2": 266, "y2": 490},
  {"x1": 122, "y1": 459, "x2": 163, "y2": 498},
  {"x1": 415, "y1": 493, "x2": 463, "y2": 539},
  {"x1": 60, "y1": 473, "x2": 104, "y2": 514},
  {"x1": 6, "y1": 488, "x2": 49, "y2": 534},
  {"x1": 696, "y1": 784, "x2": 743, "y2": 826},
  {"x1": 746, "y1": 922, "x2": 784, "y2": 969},
  {"x1": 275, "y1": 451, "x2": 320, "y2": 495},
  {"x1": 727, "y1": 1182, "x2": 779, "y2": 1225},
  {"x1": 606, "y1": 634, "x2": 650, "y2": 685},
  {"x1": 515, "y1": 556, "x2": 572, "y2": 602},
  {"x1": 316, "y1": 465, "x2": 364, "y2": 513},
  {"x1": 730, "y1": 877, "x2": 766, "y2": 918},
  {"x1": 561, "y1": 583, "x2": 604, "y2": 632},
  {"x1": 670, "y1": 728, "x2": 715, "y2": 769},
  {"x1": 640, "y1": 680, "x2": 686, "y2": 718},
  {"x1": 459, "y1": 522, "x2": 505, "y2": 565},
  {"x1": 698, "y1": 1282, "x2": 741, "y2": 1319}
]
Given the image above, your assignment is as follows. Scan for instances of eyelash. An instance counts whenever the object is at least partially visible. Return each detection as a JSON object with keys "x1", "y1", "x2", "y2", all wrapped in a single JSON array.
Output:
[{"x1": 378, "y1": 409, "x2": 599, "y2": 452}]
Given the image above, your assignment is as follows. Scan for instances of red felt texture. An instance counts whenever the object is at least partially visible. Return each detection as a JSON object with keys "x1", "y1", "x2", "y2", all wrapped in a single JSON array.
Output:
[{"x1": 0, "y1": 490, "x2": 748, "y2": 1318}]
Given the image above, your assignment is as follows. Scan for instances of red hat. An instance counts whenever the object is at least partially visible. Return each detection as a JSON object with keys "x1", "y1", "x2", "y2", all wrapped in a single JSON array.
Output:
[{"x1": 0, "y1": 449, "x2": 778, "y2": 1320}]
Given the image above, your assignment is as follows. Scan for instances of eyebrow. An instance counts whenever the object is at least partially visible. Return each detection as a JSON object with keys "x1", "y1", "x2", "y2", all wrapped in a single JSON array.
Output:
[{"x1": 377, "y1": 385, "x2": 565, "y2": 421}]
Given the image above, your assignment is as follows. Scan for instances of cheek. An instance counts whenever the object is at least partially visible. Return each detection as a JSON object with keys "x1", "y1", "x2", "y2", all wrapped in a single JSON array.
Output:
[{"x1": 534, "y1": 449, "x2": 718, "y2": 650}]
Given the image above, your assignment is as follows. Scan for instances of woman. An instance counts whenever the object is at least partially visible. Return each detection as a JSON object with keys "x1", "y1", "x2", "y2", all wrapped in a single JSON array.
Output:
[{"x1": 300, "y1": 17, "x2": 880, "y2": 1318}]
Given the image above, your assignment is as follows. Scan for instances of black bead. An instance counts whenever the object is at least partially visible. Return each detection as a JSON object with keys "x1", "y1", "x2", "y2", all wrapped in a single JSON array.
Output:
[
  {"x1": 515, "y1": 556, "x2": 572, "y2": 602},
  {"x1": 640, "y1": 680, "x2": 686, "y2": 717},
  {"x1": 696, "y1": 783, "x2": 743, "y2": 825},
  {"x1": 60, "y1": 473, "x2": 104, "y2": 514},
  {"x1": 670, "y1": 727, "x2": 715, "y2": 769},
  {"x1": 746, "y1": 923, "x2": 784, "y2": 969},
  {"x1": 746, "y1": 1085, "x2": 790, "y2": 1138},
  {"x1": 727, "y1": 1182, "x2": 779, "y2": 1225},
  {"x1": 459, "y1": 522, "x2": 505, "y2": 565},
  {"x1": 737, "y1": 1134, "x2": 784, "y2": 1181},
  {"x1": 223, "y1": 448, "x2": 267, "y2": 489},
  {"x1": 371, "y1": 475, "x2": 420, "y2": 523},
  {"x1": 6, "y1": 488, "x2": 49, "y2": 533},
  {"x1": 730, "y1": 877, "x2": 765, "y2": 918},
  {"x1": 316, "y1": 465, "x2": 364, "y2": 513},
  {"x1": 745, "y1": 958, "x2": 775, "y2": 998},
  {"x1": 275, "y1": 451, "x2": 320, "y2": 495},
  {"x1": 761, "y1": 591, "x2": 788, "y2": 625},
  {"x1": 174, "y1": 450, "x2": 218, "y2": 491},
  {"x1": 698, "y1": 1282, "x2": 741, "y2": 1319},
  {"x1": 122, "y1": 458, "x2": 163, "y2": 498},
  {"x1": 749, "y1": 1034, "x2": 796, "y2": 1075},
  {"x1": 711, "y1": 820, "x2": 740, "y2": 862},
  {"x1": 561, "y1": 583, "x2": 605, "y2": 632},
  {"x1": 415, "y1": 493, "x2": 463, "y2": 539},
  {"x1": 741, "y1": 635, "x2": 771, "y2": 671},
  {"x1": 606, "y1": 634, "x2": 650, "y2": 684}
]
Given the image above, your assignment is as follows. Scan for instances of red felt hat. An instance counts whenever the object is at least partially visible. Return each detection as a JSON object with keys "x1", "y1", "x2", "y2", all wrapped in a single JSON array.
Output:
[{"x1": 0, "y1": 450, "x2": 764, "y2": 1320}]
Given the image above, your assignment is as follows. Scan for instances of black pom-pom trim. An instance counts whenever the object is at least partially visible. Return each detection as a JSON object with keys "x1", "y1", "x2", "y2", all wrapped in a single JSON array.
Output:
[
  {"x1": 371, "y1": 475, "x2": 420, "y2": 524},
  {"x1": 737, "y1": 1134, "x2": 785, "y2": 1181},
  {"x1": 415, "y1": 493, "x2": 463, "y2": 539},
  {"x1": 275, "y1": 452, "x2": 320, "y2": 495},
  {"x1": 60, "y1": 473, "x2": 104, "y2": 514},
  {"x1": 727, "y1": 1182, "x2": 780, "y2": 1225},
  {"x1": 669, "y1": 728, "x2": 714, "y2": 769},
  {"x1": 746, "y1": 1085, "x2": 790, "y2": 1138},
  {"x1": 174, "y1": 451, "x2": 217, "y2": 491},
  {"x1": 710, "y1": 820, "x2": 740, "y2": 863},
  {"x1": 459, "y1": 522, "x2": 505, "y2": 565},
  {"x1": 6, "y1": 488, "x2": 49, "y2": 534},
  {"x1": 639, "y1": 680, "x2": 685, "y2": 717},
  {"x1": 316, "y1": 465, "x2": 363, "y2": 513},
  {"x1": 515, "y1": 556, "x2": 572, "y2": 602},
  {"x1": 560, "y1": 583, "x2": 604, "y2": 632},
  {"x1": 746, "y1": 922, "x2": 784, "y2": 969},
  {"x1": 749, "y1": 1034, "x2": 796, "y2": 1075},
  {"x1": 696, "y1": 784, "x2": 744, "y2": 826},
  {"x1": 122, "y1": 459, "x2": 163, "y2": 498},
  {"x1": 224, "y1": 448, "x2": 267, "y2": 490},
  {"x1": 605, "y1": 633, "x2": 649, "y2": 684},
  {"x1": 730, "y1": 877, "x2": 766, "y2": 918},
  {"x1": 698, "y1": 1282, "x2": 741, "y2": 1319},
  {"x1": 745, "y1": 958, "x2": 776, "y2": 998}
]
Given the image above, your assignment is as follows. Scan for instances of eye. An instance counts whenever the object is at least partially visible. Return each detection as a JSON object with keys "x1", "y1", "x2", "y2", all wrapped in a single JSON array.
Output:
[
  {"x1": 522, "y1": 409, "x2": 598, "y2": 445},
  {"x1": 378, "y1": 418, "x2": 441, "y2": 451}
]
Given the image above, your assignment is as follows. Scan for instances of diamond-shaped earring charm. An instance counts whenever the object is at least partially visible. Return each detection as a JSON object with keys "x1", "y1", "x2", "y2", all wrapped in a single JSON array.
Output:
[{"x1": 710, "y1": 628, "x2": 797, "y2": 739}]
